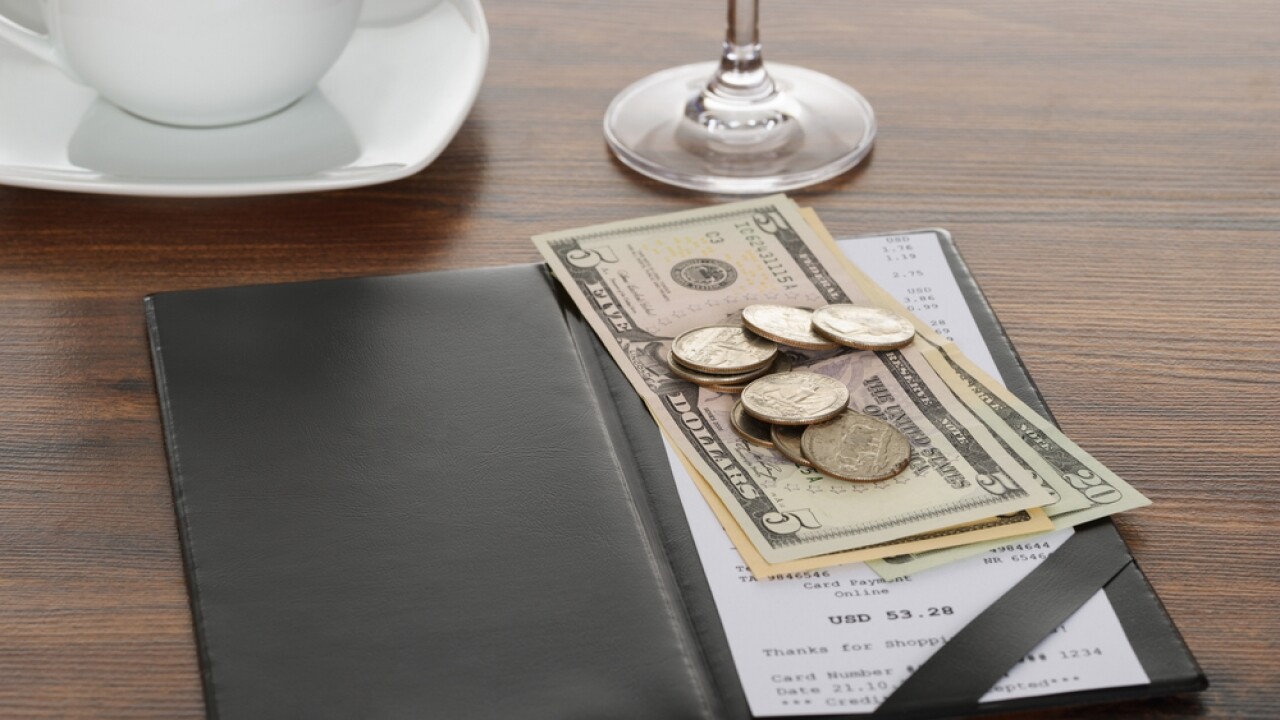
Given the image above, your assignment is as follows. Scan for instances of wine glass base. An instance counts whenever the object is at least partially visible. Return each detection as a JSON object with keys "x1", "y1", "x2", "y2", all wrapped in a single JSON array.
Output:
[{"x1": 604, "y1": 62, "x2": 876, "y2": 194}]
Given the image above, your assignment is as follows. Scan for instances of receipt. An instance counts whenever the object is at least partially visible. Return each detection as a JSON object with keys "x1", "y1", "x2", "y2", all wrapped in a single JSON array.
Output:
[
  {"x1": 838, "y1": 230, "x2": 1003, "y2": 383},
  {"x1": 664, "y1": 230, "x2": 1148, "y2": 716}
]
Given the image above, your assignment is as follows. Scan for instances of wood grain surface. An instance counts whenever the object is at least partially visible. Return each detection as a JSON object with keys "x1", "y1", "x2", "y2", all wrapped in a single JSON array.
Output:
[{"x1": 0, "y1": 0, "x2": 1276, "y2": 717}]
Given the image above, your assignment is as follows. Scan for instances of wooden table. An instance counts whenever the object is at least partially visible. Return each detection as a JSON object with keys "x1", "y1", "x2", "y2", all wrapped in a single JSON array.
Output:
[{"x1": 1, "y1": 1, "x2": 1276, "y2": 717}]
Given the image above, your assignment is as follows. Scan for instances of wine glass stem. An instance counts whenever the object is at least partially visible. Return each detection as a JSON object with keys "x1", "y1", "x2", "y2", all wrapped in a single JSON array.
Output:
[{"x1": 711, "y1": 0, "x2": 775, "y2": 103}]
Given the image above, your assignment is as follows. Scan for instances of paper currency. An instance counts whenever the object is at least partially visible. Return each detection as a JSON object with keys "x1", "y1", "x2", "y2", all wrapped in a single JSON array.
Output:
[
  {"x1": 534, "y1": 197, "x2": 1055, "y2": 564},
  {"x1": 802, "y1": 220, "x2": 1151, "y2": 577},
  {"x1": 869, "y1": 346, "x2": 1151, "y2": 579},
  {"x1": 925, "y1": 343, "x2": 1152, "y2": 526},
  {"x1": 803, "y1": 213, "x2": 1096, "y2": 518},
  {"x1": 673, "y1": 435, "x2": 1053, "y2": 577}
]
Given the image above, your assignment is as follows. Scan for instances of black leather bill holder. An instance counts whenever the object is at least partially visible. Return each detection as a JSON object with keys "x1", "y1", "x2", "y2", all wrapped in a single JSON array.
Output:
[{"x1": 145, "y1": 235, "x2": 1204, "y2": 719}]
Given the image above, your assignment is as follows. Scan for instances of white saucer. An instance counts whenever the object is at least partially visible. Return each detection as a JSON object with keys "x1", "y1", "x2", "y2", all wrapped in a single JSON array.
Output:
[{"x1": 0, "y1": 0, "x2": 488, "y2": 197}]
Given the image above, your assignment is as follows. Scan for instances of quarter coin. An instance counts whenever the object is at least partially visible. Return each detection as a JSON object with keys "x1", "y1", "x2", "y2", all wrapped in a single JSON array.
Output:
[
  {"x1": 741, "y1": 305, "x2": 838, "y2": 350},
  {"x1": 702, "y1": 353, "x2": 794, "y2": 394},
  {"x1": 671, "y1": 325, "x2": 778, "y2": 375},
  {"x1": 801, "y1": 411, "x2": 912, "y2": 482},
  {"x1": 740, "y1": 372, "x2": 849, "y2": 426},
  {"x1": 704, "y1": 382, "x2": 747, "y2": 394},
  {"x1": 811, "y1": 305, "x2": 916, "y2": 351},
  {"x1": 770, "y1": 424, "x2": 813, "y2": 467},
  {"x1": 731, "y1": 401, "x2": 775, "y2": 448},
  {"x1": 665, "y1": 348, "x2": 773, "y2": 386}
]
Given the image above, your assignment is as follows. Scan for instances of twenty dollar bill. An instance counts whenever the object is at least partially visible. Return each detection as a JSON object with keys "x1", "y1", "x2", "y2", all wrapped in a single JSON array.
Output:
[{"x1": 808, "y1": 225, "x2": 1152, "y2": 577}]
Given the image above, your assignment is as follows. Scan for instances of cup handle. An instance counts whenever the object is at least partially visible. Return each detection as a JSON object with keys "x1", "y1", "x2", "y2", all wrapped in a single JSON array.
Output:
[{"x1": 0, "y1": 11, "x2": 73, "y2": 76}]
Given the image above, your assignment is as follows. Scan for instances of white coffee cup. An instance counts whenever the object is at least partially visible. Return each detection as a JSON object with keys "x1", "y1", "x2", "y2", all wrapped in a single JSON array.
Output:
[{"x1": 0, "y1": 0, "x2": 364, "y2": 127}]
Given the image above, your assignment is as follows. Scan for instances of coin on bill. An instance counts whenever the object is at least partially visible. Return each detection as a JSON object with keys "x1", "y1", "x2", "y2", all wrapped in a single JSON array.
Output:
[
  {"x1": 801, "y1": 411, "x2": 912, "y2": 482},
  {"x1": 740, "y1": 372, "x2": 849, "y2": 426},
  {"x1": 665, "y1": 348, "x2": 773, "y2": 386},
  {"x1": 731, "y1": 402, "x2": 775, "y2": 448},
  {"x1": 703, "y1": 353, "x2": 795, "y2": 394},
  {"x1": 741, "y1": 305, "x2": 838, "y2": 350},
  {"x1": 810, "y1": 305, "x2": 916, "y2": 351},
  {"x1": 671, "y1": 325, "x2": 777, "y2": 375},
  {"x1": 770, "y1": 424, "x2": 812, "y2": 467}
]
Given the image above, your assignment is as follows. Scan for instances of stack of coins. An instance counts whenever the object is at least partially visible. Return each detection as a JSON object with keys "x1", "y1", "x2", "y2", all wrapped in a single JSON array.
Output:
[
  {"x1": 667, "y1": 325, "x2": 782, "y2": 393},
  {"x1": 736, "y1": 371, "x2": 911, "y2": 482},
  {"x1": 809, "y1": 304, "x2": 916, "y2": 351},
  {"x1": 672, "y1": 303, "x2": 916, "y2": 482}
]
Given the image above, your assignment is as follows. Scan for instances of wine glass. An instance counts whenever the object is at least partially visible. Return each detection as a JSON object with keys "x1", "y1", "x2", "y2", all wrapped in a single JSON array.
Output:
[{"x1": 604, "y1": 0, "x2": 876, "y2": 194}]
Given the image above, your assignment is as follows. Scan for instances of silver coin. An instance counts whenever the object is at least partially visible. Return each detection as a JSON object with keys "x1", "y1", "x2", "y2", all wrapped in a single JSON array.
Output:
[
  {"x1": 740, "y1": 372, "x2": 849, "y2": 426},
  {"x1": 731, "y1": 402, "x2": 775, "y2": 448},
  {"x1": 770, "y1": 424, "x2": 812, "y2": 467},
  {"x1": 811, "y1": 305, "x2": 916, "y2": 351},
  {"x1": 741, "y1": 305, "x2": 838, "y2": 350},
  {"x1": 665, "y1": 348, "x2": 773, "y2": 386},
  {"x1": 801, "y1": 411, "x2": 912, "y2": 482},
  {"x1": 703, "y1": 352, "x2": 796, "y2": 394},
  {"x1": 671, "y1": 325, "x2": 778, "y2": 375}
]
